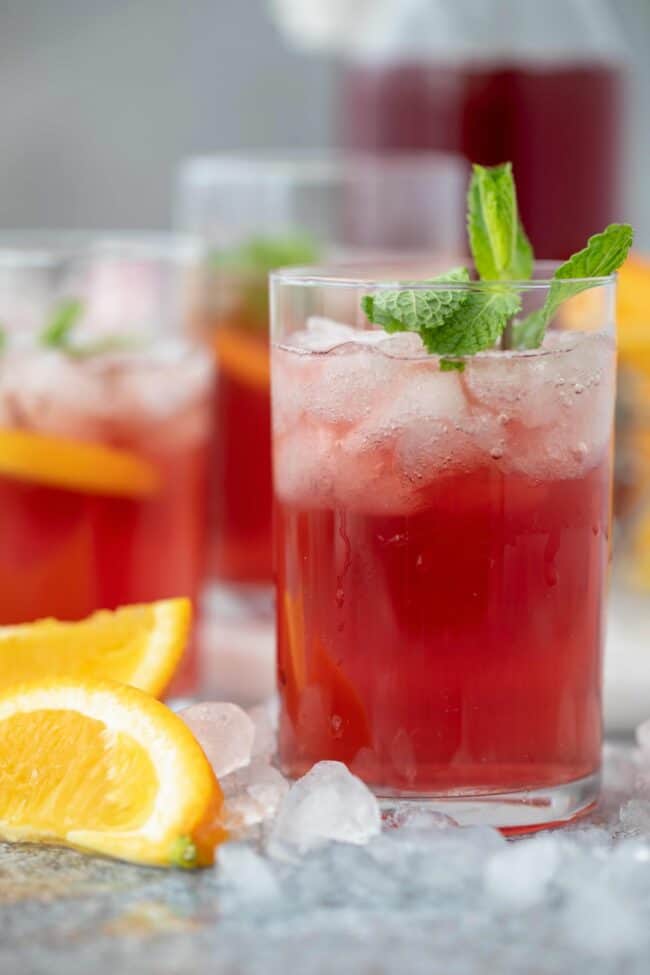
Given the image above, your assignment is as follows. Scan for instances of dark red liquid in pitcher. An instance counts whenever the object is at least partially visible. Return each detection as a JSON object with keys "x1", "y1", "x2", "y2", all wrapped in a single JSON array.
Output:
[{"x1": 341, "y1": 60, "x2": 622, "y2": 257}]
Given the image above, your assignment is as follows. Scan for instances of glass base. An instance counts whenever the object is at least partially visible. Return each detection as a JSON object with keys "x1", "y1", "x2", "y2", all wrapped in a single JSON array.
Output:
[{"x1": 376, "y1": 772, "x2": 600, "y2": 834}]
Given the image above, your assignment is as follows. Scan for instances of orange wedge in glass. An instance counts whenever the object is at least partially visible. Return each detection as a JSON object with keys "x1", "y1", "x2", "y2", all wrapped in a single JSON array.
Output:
[
  {"x1": 213, "y1": 326, "x2": 270, "y2": 390},
  {"x1": 0, "y1": 678, "x2": 226, "y2": 866},
  {"x1": 282, "y1": 590, "x2": 371, "y2": 762},
  {"x1": 0, "y1": 429, "x2": 159, "y2": 497},
  {"x1": 0, "y1": 599, "x2": 191, "y2": 699}
]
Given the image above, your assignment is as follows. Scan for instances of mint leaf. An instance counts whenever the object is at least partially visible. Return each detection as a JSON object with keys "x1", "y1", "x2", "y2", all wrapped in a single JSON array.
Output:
[
  {"x1": 211, "y1": 233, "x2": 319, "y2": 275},
  {"x1": 40, "y1": 299, "x2": 83, "y2": 348},
  {"x1": 210, "y1": 233, "x2": 320, "y2": 330},
  {"x1": 66, "y1": 335, "x2": 146, "y2": 359},
  {"x1": 440, "y1": 358, "x2": 465, "y2": 372},
  {"x1": 362, "y1": 270, "x2": 518, "y2": 356},
  {"x1": 514, "y1": 222, "x2": 633, "y2": 348},
  {"x1": 467, "y1": 163, "x2": 533, "y2": 281},
  {"x1": 421, "y1": 287, "x2": 521, "y2": 356},
  {"x1": 362, "y1": 267, "x2": 470, "y2": 333}
]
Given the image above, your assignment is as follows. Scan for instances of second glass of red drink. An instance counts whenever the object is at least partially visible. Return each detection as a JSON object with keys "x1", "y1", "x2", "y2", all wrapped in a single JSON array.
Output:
[{"x1": 0, "y1": 236, "x2": 213, "y2": 694}]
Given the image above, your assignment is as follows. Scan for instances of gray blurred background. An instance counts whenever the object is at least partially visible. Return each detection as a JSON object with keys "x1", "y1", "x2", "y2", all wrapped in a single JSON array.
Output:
[{"x1": 0, "y1": 0, "x2": 648, "y2": 244}]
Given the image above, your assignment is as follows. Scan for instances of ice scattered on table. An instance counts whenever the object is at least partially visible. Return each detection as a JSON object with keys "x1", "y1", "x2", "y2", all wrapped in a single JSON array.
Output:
[
  {"x1": 193, "y1": 712, "x2": 650, "y2": 970},
  {"x1": 618, "y1": 798, "x2": 650, "y2": 836},
  {"x1": 484, "y1": 835, "x2": 561, "y2": 908},
  {"x1": 178, "y1": 702, "x2": 255, "y2": 777},
  {"x1": 217, "y1": 842, "x2": 281, "y2": 905},
  {"x1": 221, "y1": 760, "x2": 289, "y2": 831},
  {"x1": 267, "y1": 761, "x2": 381, "y2": 858}
]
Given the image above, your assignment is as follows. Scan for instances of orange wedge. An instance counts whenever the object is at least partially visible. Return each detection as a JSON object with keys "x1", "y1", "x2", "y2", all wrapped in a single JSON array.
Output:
[
  {"x1": 0, "y1": 429, "x2": 159, "y2": 498},
  {"x1": 0, "y1": 599, "x2": 191, "y2": 699},
  {"x1": 281, "y1": 590, "x2": 371, "y2": 763},
  {"x1": 0, "y1": 678, "x2": 226, "y2": 866},
  {"x1": 213, "y1": 326, "x2": 270, "y2": 390},
  {"x1": 617, "y1": 254, "x2": 650, "y2": 373}
]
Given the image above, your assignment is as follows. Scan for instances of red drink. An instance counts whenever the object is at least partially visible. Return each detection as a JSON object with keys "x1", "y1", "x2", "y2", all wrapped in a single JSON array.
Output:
[
  {"x1": 272, "y1": 286, "x2": 616, "y2": 827},
  {"x1": 192, "y1": 276, "x2": 273, "y2": 586},
  {"x1": 0, "y1": 345, "x2": 213, "y2": 694},
  {"x1": 210, "y1": 336, "x2": 272, "y2": 584},
  {"x1": 341, "y1": 60, "x2": 621, "y2": 258}
]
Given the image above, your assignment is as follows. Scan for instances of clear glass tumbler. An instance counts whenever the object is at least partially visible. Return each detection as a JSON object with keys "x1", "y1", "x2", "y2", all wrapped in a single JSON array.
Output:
[
  {"x1": 271, "y1": 260, "x2": 616, "y2": 830},
  {"x1": 0, "y1": 235, "x2": 213, "y2": 695},
  {"x1": 176, "y1": 152, "x2": 467, "y2": 612}
]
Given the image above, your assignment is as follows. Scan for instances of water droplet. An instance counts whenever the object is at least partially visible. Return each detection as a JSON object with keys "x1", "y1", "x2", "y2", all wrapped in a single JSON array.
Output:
[
  {"x1": 335, "y1": 587, "x2": 345, "y2": 607},
  {"x1": 498, "y1": 413, "x2": 509, "y2": 425},
  {"x1": 330, "y1": 714, "x2": 343, "y2": 738},
  {"x1": 490, "y1": 446, "x2": 503, "y2": 460},
  {"x1": 574, "y1": 383, "x2": 585, "y2": 395},
  {"x1": 555, "y1": 376, "x2": 565, "y2": 387},
  {"x1": 416, "y1": 554, "x2": 423, "y2": 568},
  {"x1": 592, "y1": 524, "x2": 601, "y2": 537}
]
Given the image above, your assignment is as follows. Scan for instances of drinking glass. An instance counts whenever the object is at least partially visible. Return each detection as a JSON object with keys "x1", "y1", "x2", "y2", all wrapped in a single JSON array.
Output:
[
  {"x1": 176, "y1": 151, "x2": 467, "y2": 614},
  {"x1": 0, "y1": 235, "x2": 213, "y2": 695},
  {"x1": 271, "y1": 259, "x2": 616, "y2": 829}
]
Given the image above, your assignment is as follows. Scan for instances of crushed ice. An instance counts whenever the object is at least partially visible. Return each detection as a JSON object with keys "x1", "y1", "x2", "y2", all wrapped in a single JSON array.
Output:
[{"x1": 180, "y1": 700, "x2": 650, "y2": 967}]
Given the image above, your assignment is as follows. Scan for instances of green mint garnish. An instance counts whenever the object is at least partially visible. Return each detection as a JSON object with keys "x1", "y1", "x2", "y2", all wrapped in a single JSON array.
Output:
[
  {"x1": 362, "y1": 162, "x2": 633, "y2": 359},
  {"x1": 38, "y1": 299, "x2": 143, "y2": 358},
  {"x1": 211, "y1": 233, "x2": 319, "y2": 275},
  {"x1": 467, "y1": 162, "x2": 533, "y2": 282},
  {"x1": 361, "y1": 267, "x2": 469, "y2": 334},
  {"x1": 40, "y1": 298, "x2": 84, "y2": 348},
  {"x1": 211, "y1": 233, "x2": 320, "y2": 329},
  {"x1": 440, "y1": 358, "x2": 465, "y2": 372},
  {"x1": 65, "y1": 335, "x2": 146, "y2": 359},
  {"x1": 420, "y1": 287, "x2": 521, "y2": 357},
  {"x1": 513, "y1": 223, "x2": 634, "y2": 349},
  {"x1": 169, "y1": 835, "x2": 199, "y2": 869}
]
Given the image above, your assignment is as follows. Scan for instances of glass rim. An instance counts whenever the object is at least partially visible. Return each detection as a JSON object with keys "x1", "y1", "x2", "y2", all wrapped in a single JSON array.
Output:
[
  {"x1": 179, "y1": 149, "x2": 466, "y2": 187},
  {"x1": 270, "y1": 259, "x2": 617, "y2": 290},
  {"x1": 0, "y1": 231, "x2": 199, "y2": 268}
]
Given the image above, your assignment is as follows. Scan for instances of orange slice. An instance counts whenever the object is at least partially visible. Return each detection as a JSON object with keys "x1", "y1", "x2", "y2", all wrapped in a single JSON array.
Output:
[
  {"x1": 281, "y1": 590, "x2": 371, "y2": 762},
  {"x1": 618, "y1": 254, "x2": 650, "y2": 373},
  {"x1": 0, "y1": 429, "x2": 159, "y2": 498},
  {"x1": 213, "y1": 326, "x2": 270, "y2": 390},
  {"x1": 0, "y1": 678, "x2": 226, "y2": 866},
  {"x1": 0, "y1": 599, "x2": 191, "y2": 699}
]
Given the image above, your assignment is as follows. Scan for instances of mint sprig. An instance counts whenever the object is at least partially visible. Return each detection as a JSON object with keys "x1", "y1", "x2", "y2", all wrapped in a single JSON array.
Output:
[
  {"x1": 40, "y1": 298, "x2": 84, "y2": 349},
  {"x1": 513, "y1": 223, "x2": 634, "y2": 349},
  {"x1": 361, "y1": 162, "x2": 633, "y2": 361},
  {"x1": 467, "y1": 163, "x2": 533, "y2": 281},
  {"x1": 37, "y1": 299, "x2": 144, "y2": 358},
  {"x1": 361, "y1": 267, "x2": 469, "y2": 334},
  {"x1": 211, "y1": 232, "x2": 320, "y2": 329},
  {"x1": 211, "y1": 233, "x2": 319, "y2": 276},
  {"x1": 420, "y1": 287, "x2": 521, "y2": 356}
]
